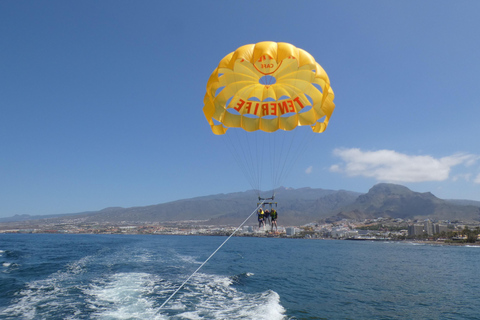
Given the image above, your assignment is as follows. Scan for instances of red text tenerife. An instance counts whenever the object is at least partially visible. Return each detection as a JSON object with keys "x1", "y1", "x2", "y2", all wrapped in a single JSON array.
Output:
[{"x1": 232, "y1": 97, "x2": 307, "y2": 117}]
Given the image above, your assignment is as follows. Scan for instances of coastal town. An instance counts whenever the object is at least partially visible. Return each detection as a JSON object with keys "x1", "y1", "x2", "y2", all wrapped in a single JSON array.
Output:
[{"x1": 2, "y1": 216, "x2": 480, "y2": 244}]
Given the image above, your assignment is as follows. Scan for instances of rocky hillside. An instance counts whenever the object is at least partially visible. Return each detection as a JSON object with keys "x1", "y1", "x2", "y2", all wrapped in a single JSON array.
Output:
[
  {"x1": 2, "y1": 184, "x2": 480, "y2": 227},
  {"x1": 333, "y1": 183, "x2": 480, "y2": 221}
]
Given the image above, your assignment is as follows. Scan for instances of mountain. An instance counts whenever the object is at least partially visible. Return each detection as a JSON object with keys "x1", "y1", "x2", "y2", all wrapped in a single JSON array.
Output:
[
  {"x1": 333, "y1": 183, "x2": 480, "y2": 221},
  {"x1": 0, "y1": 212, "x2": 94, "y2": 223},
  {"x1": 62, "y1": 187, "x2": 361, "y2": 226},
  {"x1": 2, "y1": 184, "x2": 480, "y2": 228},
  {"x1": 0, "y1": 187, "x2": 361, "y2": 227}
]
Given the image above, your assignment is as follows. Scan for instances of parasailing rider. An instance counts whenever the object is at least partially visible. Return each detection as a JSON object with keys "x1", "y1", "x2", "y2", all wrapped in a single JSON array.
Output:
[
  {"x1": 257, "y1": 208, "x2": 265, "y2": 229},
  {"x1": 270, "y1": 208, "x2": 278, "y2": 232},
  {"x1": 264, "y1": 209, "x2": 271, "y2": 226}
]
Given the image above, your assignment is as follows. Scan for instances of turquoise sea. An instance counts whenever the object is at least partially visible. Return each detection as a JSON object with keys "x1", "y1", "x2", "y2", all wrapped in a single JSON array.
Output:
[{"x1": 1, "y1": 234, "x2": 479, "y2": 319}]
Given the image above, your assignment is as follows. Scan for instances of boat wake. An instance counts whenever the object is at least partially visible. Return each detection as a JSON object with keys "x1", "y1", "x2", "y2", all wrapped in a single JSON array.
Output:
[{"x1": 0, "y1": 247, "x2": 286, "y2": 320}]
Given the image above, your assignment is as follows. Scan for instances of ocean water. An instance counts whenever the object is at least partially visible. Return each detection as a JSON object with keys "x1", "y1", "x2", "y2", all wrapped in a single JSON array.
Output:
[{"x1": 1, "y1": 234, "x2": 480, "y2": 319}]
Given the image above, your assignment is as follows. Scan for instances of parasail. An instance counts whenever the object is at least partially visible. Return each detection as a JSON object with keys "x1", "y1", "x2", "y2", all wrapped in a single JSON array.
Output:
[{"x1": 203, "y1": 41, "x2": 335, "y2": 198}]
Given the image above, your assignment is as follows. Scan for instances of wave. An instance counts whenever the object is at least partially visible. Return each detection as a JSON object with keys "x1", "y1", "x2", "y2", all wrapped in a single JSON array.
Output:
[
  {"x1": 0, "y1": 255, "x2": 93, "y2": 319},
  {"x1": 83, "y1": 270, "x2": 285, "y2": 319},
  {"x1": 175, "y1": 254, "x2": 202, "y2": 266},
  {"x1": 85, "y1": 272, "x2": 166, "y2": 320},
  {"x1": 160, "y1": 272, "x2": 285, "y2": 320},
  {"x1": 1, "y1": 250, "x2": 21, "y2": 259},
  {"x1": 230, "y1": 272, "x2": 254, "y2": 286},
  {"x1": 84, "y1": 271, "x2": 285, "y2": 319},
  {"x1": 0, "y1": 246, "x2": 286, "y2": 320},
  {"x1": 1, "y1": 262, "x2": 20, "y2": 273}
]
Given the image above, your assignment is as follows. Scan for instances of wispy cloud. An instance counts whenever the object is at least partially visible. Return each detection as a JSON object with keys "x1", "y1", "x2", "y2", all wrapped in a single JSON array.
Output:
[
  {"x1": 330, "y1": 148, "x2": 480, "y2": 183},
  {"x1": 474, "y1": 174, "x2": 480, "y2": 184},
  {"x1": 305, "y1": 166, "x2": 313, "y2": 174}
]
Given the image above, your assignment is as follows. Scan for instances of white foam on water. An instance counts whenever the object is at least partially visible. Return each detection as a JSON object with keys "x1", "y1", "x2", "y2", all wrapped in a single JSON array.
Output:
[
  {"x1": 409, "y1": 242, "x2": 425, "y2": 246},
  {"x1": 0, "y1": 255, "x2": 92, "y2": 319},
  {"x1": 85, "y1": 272, "x2": 167, "y2": 320},
  {"x1": 1, "y1": 247, "x2": 285, "y2": 319},
  {"x1": 127, "y1": 249, "x2": 156, "y2": 263},
  {"x1": 173, "y1": 252, "x2": 202, "y2": 265},
  {"x1": 162, "y1": 272, "x2": 286, "y2": 320},
  {"x1": 1, "y1": 262, "x2": 20, "y2": 274},
  {"x1": 1, "y1": 280, "x2": 61, "y2": 319}
]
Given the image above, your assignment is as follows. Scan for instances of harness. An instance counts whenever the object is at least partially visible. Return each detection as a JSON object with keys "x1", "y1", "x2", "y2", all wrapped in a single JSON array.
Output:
[
  {"x1": 270, "y1": 210, "x2": 277, "y2": 220},
  {"x1": 258, "y1": 209, "x2": 264, "y2": 220}
]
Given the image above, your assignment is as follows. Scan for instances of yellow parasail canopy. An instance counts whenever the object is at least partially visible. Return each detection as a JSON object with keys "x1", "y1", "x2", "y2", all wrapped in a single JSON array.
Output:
[{"x1": 203, "y1": 41, "x2": 335, "y2": 135}]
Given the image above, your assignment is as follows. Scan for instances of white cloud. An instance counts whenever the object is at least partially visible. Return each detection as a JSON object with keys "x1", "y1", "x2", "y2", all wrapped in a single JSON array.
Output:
[
  {"x1": 452, "y1": 174, "x2": 471, "y2": 182},
  {"x1": 305, "y1": 166, "x2": 313, "y2": 174},
  {"x1": 474, "y1": 174, "x2": 480, "y2": 184},
  {"x1": 330, "y1": 148, "x2": 480, "y2": 183}
]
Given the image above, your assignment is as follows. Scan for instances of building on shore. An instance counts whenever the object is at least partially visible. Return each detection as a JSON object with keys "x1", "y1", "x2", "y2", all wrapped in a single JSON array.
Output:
[
  {"x1": 408, "y1": 220, "x2": 454, "y2": 237},
  {"x1": 408, "y1": 224, "x2": 425, "y2": 236}
]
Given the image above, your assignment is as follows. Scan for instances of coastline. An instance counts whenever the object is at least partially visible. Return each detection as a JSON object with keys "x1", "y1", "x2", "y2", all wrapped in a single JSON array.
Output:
[
  {"x1": 410, "y1": 240, "x2": 480, "y2": 246},
  {"x1": 2, "y1": 230, "x2": 480, "y2": 247}
]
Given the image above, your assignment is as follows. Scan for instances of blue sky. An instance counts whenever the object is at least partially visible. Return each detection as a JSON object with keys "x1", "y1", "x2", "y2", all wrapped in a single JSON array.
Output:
[{"x1": 1, "y1": 1, "x2": 480, "y2": 218}]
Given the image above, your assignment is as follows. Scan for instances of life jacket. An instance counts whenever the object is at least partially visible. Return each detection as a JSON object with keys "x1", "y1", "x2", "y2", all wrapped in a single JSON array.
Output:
[
  {"x1": 270, "y1": 210, "x2": 277, "y2": 219},
  {"x1": 258, "y1": 209, "x2": 264, "y2": 219}
]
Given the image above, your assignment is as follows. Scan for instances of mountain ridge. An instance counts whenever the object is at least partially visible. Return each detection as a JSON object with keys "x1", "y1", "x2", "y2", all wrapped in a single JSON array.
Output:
[
  {"x1": 2, "y1": 184, "x2": 480, "y2": 227},
  {"x1": 334, "y1": 184, "x2": 480, "y2": 221}
]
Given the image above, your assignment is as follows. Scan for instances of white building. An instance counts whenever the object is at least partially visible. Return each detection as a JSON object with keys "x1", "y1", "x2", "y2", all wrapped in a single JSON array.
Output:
[{"x1": 286, "y1": 227, "x2": 296, "y2": 236}]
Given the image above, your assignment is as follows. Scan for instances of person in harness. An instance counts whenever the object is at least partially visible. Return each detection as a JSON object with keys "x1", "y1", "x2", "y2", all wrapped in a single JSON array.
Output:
[
  {"x1": 257, "y1": 208, "x2": 265, "y2": 229},
  {"x1": 264, "y1": 209, "x2": 271, "y2": 226},
  {"x1": 270, "y1": 208, "x2": 278, "y2": 232}
]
